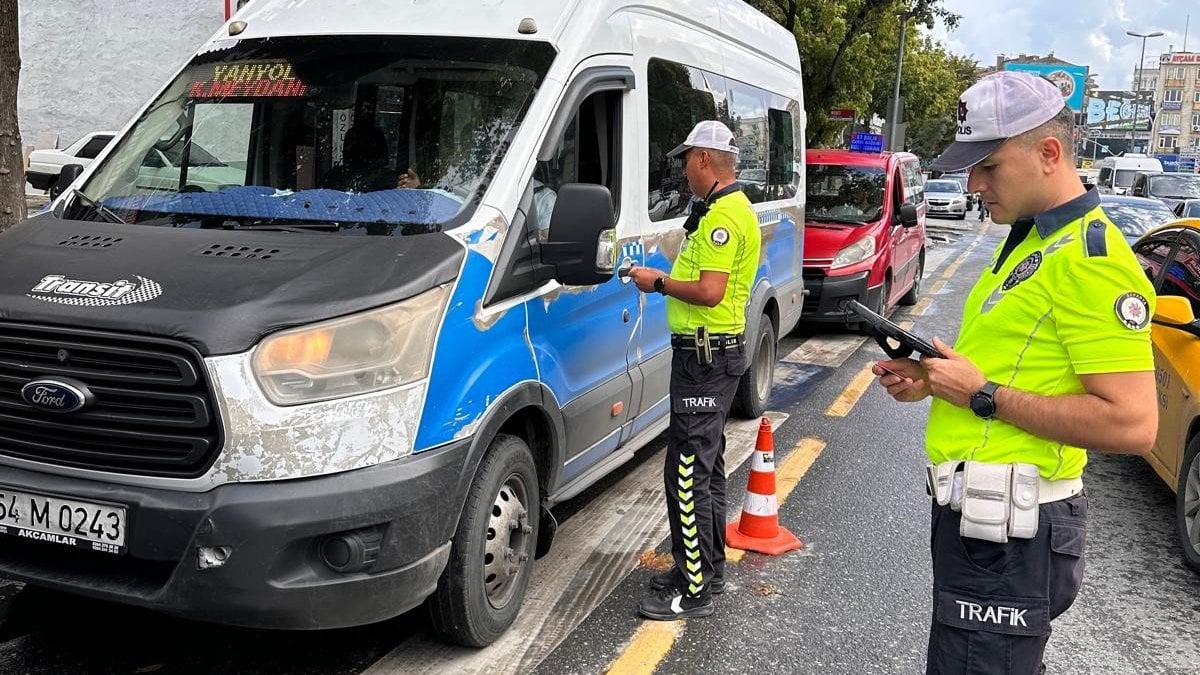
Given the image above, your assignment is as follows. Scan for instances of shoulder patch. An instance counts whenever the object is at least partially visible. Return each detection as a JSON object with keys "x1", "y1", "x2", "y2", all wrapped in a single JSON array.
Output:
[
  {"x1": 1002, "y1": 252, "x2": 1042, "y2": 290},
  {"x1": 1085, "y1": 220, "x2": 1108, "y2": 257},
  {"x1": 1114, "y1": 292, "x2": 1150, "y2": 330},
  {"x1": 711, "y1": 227, "x2": 730, "y2": 247}
]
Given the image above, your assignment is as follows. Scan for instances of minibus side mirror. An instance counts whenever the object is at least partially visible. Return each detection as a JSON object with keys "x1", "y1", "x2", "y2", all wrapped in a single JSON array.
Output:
[
  {"x1": 51, "y1": 164, "x2": 85, "y2": 200},
  {"x1": 539, "y1": 183, "x2": 617, "y2": 286},
  {"x1": 897, "y1": 204, "x2": 919, "y2": 228}
]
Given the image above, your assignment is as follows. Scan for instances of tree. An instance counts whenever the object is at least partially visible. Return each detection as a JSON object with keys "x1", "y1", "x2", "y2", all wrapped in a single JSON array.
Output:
[
  {"x1": 0, "y1": 0, "x2": 23, "y2": 229},
  {"x1": 747, "y1": 0, "x2": 968, "y2": 147}
]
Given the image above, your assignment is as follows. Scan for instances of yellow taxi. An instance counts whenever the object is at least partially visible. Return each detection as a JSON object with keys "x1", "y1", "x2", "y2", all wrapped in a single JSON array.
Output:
[{"x1": 1134, "y1": 217, "x2": 1200, "y2": 572}]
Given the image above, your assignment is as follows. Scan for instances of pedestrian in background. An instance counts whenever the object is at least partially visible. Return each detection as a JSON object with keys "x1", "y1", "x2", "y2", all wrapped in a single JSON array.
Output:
[
  {"x1": 873, "y1": 71, "x2": 1157, "y2": 673},
  {"x1": 628, "y1": 121, "x2": 760, "y2": 620}
]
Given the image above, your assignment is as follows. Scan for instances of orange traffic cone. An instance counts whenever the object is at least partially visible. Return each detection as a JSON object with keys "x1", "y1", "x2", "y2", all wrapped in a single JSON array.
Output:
[{"x1": 726, "y1": 418, "x2": 803, "y2": 555}]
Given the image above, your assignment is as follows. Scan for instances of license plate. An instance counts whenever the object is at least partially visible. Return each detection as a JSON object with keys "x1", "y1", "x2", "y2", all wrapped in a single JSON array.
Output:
[{"x1": 0, "y1": 486, "x2": 126, "y2": 555}]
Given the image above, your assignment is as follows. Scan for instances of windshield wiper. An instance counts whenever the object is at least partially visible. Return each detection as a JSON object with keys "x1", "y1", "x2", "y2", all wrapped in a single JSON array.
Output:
[
  {"x1": 70, "y1": 189, "x2": 126, "y2": 224},
  {"x1": 216, "y1": 220, "x2": 342, "y2": 233}
]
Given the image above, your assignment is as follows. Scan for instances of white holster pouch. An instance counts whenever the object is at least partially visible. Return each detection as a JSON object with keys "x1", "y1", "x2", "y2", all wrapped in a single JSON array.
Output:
[{"x1": 927, "y1": 460, "x2": 1042, "y2": 543}]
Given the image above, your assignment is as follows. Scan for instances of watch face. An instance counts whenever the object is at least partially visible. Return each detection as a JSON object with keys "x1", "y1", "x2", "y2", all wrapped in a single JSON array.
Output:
[{"x1": 970, "y1": 392, "x2": 995, "y2": 418}]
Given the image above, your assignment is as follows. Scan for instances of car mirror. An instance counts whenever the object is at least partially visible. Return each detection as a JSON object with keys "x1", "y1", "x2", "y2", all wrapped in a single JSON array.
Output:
[
  {"x1": 539, "y1": 183, "x2": 617, "y2": 286},
  {"x1": 50, "y1": 164, "x2": 85, "y2": 200},
  {"x1": 1154, "y1": 295, "x2": 1196, "y2": 326},
  {"x1": 897, "y1": 204, "x2": 919, "y2": 228}
]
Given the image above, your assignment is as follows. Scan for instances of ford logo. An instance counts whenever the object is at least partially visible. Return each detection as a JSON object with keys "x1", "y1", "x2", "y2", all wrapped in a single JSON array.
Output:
[{"x1": 20, "y1": 378, "x2": 94, "y2": 414}]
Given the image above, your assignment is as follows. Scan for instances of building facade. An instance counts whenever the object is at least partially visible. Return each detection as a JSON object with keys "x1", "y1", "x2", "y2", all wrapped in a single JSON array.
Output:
[
  {"x1": 1150, "y1": 52, "x2": 1200, "y2": 170},
  {"x1": 16, "y1": 2, "x2": 234, "y2": 155}
]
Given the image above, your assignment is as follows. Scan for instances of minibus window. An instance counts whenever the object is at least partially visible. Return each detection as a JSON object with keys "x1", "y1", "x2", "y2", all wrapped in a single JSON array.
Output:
[{"x1": 76, "y1": 36, "x2": 555, "y2": 236}]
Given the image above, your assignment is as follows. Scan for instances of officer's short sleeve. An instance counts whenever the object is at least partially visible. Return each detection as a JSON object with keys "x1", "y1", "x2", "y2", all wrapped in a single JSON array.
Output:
[
  {"x1": 692, "y1": 212, "x2": 741, "y2": 273},
  {"x1": 1054, "y1": 248, "x2": 1156, "y2": 375}
]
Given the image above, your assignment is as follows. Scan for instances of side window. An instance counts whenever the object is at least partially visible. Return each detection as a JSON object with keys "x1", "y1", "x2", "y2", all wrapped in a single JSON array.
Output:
[
  {"x1": 535, "y1": 89, "x2": 622, "y2": 239},
  {"x1": 1098, "y1": 167, "x2": 1113, "y2": 185},
  {"x1": 77, "y1": 135, "x2": 113, "y2": 160},
  {"x1": 1134, "y1": 230, "x2": 1180, "y2": 289},
  {"x1": 766, "y1": 107, "x2": 796, "y2": 201},
  {"x1": 141, "y1": 103, "x2": 252, "y2": 191},
  {"x1": 901, "y1": 161, "x2": 924, "y2": 205},
  {"x1": 727, "y1": 79, "x2": 769, "y2": 204},
  {"x1": 647, "y1": 59, "x2": 725, "y2": 222},
  {"x1": 1156, "y1": 233, "x2": 1200, "y2": 317}
]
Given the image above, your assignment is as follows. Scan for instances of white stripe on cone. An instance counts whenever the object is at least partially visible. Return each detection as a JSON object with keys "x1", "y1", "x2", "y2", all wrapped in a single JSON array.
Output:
[
  {"x1": 741, "y1": 491, "x2": 779, "y2": 517},
  {"x1": 750, "y1": 450, "x2": 775, "y2": 472}
]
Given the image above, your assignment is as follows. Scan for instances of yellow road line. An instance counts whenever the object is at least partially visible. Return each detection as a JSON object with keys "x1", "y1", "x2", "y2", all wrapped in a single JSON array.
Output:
[
  {"x1": 825, "y1": 364, "x2": 877, "y2": 418},
  {"x1": 941, "y1": 261, "x2": 962, "y2": 279},
  {"x1": 605, "y1": 621, "x2": 683, "y2": 675},
  {"x1": 913, "y1": 297, "x2": 933, "y2": 316},
  {"x1": 727, "y1": 437, "x2": 826, "y2": 564},
  {"x1": 929, "y1": 279, "x2": 946, "y2": 294}
]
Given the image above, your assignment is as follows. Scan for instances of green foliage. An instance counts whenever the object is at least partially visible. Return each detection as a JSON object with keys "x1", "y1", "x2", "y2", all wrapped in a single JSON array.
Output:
[{"x1": 746, "y1": 0, "x2": 977, "y2": 153}]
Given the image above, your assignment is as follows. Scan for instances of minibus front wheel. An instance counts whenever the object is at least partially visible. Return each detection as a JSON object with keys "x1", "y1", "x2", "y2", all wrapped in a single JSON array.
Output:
[{"x1": 427, "y1": 433, "x2": 540, "y2": 646}]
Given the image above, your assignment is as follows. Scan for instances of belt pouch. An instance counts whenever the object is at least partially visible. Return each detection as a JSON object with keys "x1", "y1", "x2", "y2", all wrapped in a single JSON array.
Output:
[
  {"x1": 1008, "y1": 463, "x2": 1040, "y2": 539},
  {"x1": 927, "y1": 461, "x2": 962, "y2": 506},
  {"x1": 960, "y1": 461, "x2": 1012, "y2": 543}
]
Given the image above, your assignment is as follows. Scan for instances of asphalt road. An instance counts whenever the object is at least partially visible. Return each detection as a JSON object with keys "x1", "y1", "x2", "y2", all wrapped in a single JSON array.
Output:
[{"x1": 2, "y1": 214, "x2": 1198, "y2": 674}]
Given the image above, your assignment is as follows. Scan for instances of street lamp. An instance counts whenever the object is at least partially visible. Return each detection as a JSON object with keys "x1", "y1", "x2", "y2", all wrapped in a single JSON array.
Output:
[
  {"x1": 888, "y1": 11, "x2": 916, "y2": 152},
  {"x1": 1127, "y1": 30, "x2": 1164, "y2": 154}
]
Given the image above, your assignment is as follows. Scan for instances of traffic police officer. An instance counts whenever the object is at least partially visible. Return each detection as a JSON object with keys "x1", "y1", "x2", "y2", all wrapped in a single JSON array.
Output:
[
  {"x1": 629, "y1": 120, "x2": 761, "y2": 620},
  {"x1": 873, "y1": 71, "x2": 1158, "y2": 673}
]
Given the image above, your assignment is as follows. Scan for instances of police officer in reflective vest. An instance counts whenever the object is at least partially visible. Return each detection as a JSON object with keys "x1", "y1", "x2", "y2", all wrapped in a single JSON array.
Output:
[
  {"x1": 873, "y1": 71, "x2": 1158, "y2": 673},
  {"x1": 628, "y1": 120, "x2": 761, "y2": 620}
]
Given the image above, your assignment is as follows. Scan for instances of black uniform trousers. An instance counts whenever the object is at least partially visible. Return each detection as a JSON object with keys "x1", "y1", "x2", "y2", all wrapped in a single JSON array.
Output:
[
  {"x1": 926, "y1": 494, "x2": 1088, "y2": 675},
  {"x1": 664, "y1": 340, "x2": 746, "y2": 598}
]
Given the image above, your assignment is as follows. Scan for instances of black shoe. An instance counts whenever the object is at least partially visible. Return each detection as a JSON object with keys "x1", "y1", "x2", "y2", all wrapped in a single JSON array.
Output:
[
  {"x1": 637, "y1": 588, "x2": 714, "y2": 621},
  {"x1": 649, "y1": 569, "x2": 725, "y2": 594}
]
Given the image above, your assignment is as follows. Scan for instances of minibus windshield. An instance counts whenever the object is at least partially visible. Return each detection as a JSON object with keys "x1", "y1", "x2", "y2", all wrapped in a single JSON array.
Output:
[{"x1": 76, "y1": 36, "x2": 555, "y2": 236}]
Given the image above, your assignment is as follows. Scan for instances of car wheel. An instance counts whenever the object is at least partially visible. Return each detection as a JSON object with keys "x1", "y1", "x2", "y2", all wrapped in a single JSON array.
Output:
[
  {"x1": 427, "y1": 433, "x2": 539, "y2": 646},
  {"x1": 1177, "y1": 435, "x2": 1200, "y2": 574},
  {"x1": 855, "y1": 278, "x2": 890, "y2": 335},
  {"x1": 899, "y1": 252, "x2": 924, "y2": 306},
  {"x1": 732, "y1": 317, "x2": 776, "y2": 418}
]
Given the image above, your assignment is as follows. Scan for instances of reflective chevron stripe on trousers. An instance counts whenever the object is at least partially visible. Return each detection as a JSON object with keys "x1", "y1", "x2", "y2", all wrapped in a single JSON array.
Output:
[{"x1": 665, "y1": 345, "x2": 746, "y2": 597}]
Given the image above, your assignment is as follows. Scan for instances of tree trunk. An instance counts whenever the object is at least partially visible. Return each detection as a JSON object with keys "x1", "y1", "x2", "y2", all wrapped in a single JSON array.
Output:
[
  {"x1": 0, "y1": 0, "x2": 24, "y2": 230},
  {"x1": 784, "y1": 1, "x2": 797, "y2": 32}
]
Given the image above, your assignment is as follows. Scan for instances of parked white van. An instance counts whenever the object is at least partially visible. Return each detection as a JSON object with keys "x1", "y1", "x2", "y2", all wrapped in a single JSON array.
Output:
[
  {"x1": 0, "y1": 0, "x2": 806, "y2": 647},
  {"x1": 1095, "y1": 154, "x2": 1165, "y2": 195}
]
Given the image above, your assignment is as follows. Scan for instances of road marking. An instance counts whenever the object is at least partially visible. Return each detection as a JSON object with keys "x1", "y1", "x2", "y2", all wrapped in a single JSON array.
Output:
[
  {"x1": 776, "y1": 438, "x2": 826, "y2": 504},
  {"x1": 781, "y1": 333, "x2": 865, "y2": 367},
  {"x1": 604, "y1": 620, "x2": 683, "y2": 674},
  {"x1": 825, "y1": 364, "x2": 877, "y2": 418},
  {"x1": 913, "y1": 297, "x2": 933, "y2": 316},
  {"x1": 362, "y1": 413, "x2": 788, "y2": 675},
  {"x1": 929, "y1": 279, "x2": 946, "y2": 294}
]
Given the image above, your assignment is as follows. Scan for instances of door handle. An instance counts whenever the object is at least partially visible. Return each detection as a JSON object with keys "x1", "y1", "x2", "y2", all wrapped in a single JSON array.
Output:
[{"x1": 617, "y1": 258, "x2": 634, "y2": 284}]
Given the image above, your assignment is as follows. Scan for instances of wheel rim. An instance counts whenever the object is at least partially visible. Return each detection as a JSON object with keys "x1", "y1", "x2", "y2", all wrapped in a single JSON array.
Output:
[
  {"x1": 912, "y1": 261, "x2": 923, "y2": 297},
  {"x1": 1187, "y1": 454, "x2": 1200, "y2": 556},
  {"x1": 483, "y1": 472, "x2": 532, "y2": 610},
  {"x1": 877, "y1": 281, "x2": 890, "y2": 314},
  {"x1": 754, "y1": 328, "x2": 774, "y2": 403}
]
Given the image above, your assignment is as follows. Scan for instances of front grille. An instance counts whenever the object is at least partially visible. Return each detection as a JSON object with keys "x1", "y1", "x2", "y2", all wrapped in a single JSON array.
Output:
[{"x1": 0, "y1": 323, "x2": 222, "y2": 478}]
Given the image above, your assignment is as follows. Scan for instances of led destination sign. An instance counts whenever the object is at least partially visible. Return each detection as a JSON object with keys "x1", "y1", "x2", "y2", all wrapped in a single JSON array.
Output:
[{"x1": 188, "y1": 61, "x2": 308, "y2": 98}]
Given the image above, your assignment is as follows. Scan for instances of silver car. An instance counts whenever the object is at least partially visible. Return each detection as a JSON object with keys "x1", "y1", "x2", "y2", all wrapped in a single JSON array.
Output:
[{"x1": 924, "y1": 179, "x2": 968, "y2": 219}]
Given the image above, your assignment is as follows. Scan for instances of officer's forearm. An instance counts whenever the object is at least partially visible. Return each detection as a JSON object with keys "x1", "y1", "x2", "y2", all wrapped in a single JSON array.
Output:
[
  {"x1": 991, "y1": 381, "x2": 1156, "y2": 455},
  {"x1": 663, "y1": 274, "x2": 728, "y2": 308}
]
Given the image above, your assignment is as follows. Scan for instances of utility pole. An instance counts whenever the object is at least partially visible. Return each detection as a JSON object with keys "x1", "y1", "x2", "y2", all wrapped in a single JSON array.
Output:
[
  {"x1": 1127, "y1": 30, "x2": 1163, "y2": 154},
  {"x1": 888, "y1": 12, "x2": 913, "y2": 153}
]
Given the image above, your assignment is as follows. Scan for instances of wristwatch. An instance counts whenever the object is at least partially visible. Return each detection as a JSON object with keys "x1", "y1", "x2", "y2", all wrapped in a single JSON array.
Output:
[
  {"x1": 653, "y1": 276, "x2": 667, "y2": 295},
  {"x1": 969, "y1": 381, "x2": 1001, "y2": 419}
]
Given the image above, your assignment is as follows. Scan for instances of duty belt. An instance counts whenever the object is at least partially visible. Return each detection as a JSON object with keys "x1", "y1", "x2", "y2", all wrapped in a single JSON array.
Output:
[{"x1": 670, "y1": 333, "x2": 744, "y2": 350}]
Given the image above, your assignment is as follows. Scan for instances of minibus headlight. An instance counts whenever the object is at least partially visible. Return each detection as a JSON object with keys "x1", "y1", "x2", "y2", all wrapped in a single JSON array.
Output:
[
  {"x1": 252, "y1": 285, "x2": 450, "y2": 405},
  {"x1": 832, "y1": 237, "x2": 877, "y2": 269}
]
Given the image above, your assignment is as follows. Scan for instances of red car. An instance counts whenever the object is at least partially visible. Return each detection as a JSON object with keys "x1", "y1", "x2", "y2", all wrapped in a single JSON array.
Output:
[{"x1": 801, "y1": 149, "x2": 927, "y2": 323}]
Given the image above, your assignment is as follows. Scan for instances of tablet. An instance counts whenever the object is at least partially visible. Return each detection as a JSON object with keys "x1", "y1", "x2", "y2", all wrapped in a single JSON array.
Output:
[{"x1": 841, "y1": 299, "x2": 944, "y2": 359}]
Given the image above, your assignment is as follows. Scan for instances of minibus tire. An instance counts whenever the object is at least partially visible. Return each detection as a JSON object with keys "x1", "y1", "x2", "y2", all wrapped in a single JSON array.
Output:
[
  {"x1": 732, "y1": 318, "x2": 775, "y2": 418},
  {"x1": 1177, "y1": 435, "x2": 1200, "y2": 574},
  {"x1": 427, "y1": 433, "x2": 540, "y2": 646}
]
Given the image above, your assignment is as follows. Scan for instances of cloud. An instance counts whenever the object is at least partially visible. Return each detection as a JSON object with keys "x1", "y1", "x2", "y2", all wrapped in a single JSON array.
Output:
[{"x1": 926, "y1": 0, "x2": 1195, "y2": 89}]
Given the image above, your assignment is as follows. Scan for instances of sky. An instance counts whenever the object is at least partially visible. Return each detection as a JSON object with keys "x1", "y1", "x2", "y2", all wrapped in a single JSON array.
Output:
[{"x1": 927, "y1": 0, "x2": 1196, "y2": 90}]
